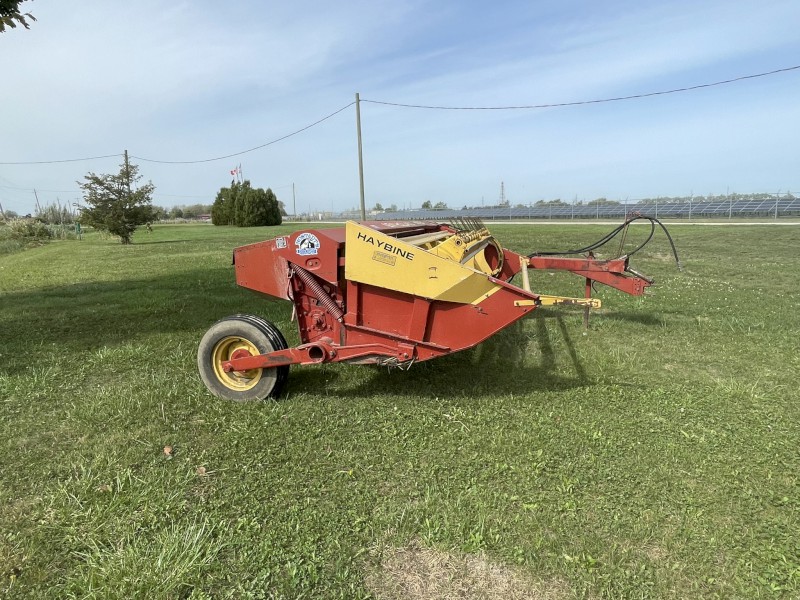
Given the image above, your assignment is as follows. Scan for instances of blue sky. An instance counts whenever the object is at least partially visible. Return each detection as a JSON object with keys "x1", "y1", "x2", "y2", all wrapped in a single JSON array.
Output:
[{"x1": 2, "y1": 0, "x2": 799, "y2": 215}]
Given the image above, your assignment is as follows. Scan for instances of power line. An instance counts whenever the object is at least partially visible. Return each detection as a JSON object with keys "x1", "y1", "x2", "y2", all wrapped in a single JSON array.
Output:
[
  {"x1": 362, "y1": 64, "x2": 800, "y2": 110},
  {"x1": 0, "y1": 102, "x2": 355, "y2": 167},
  {"x1": 154, "y1": 193, "x2": 214, "y2": 199},
  {"x1": 0, "y1": 153, "x2": 121, "y2": 166},
  {"x1": 131, "y1": 102, "x2": 356, "y2": 164},
  {"x1": 0, "y1": 184, "x2": 214, "y2": 200},
  {"x1": 0, "y1": 184, "x2": 79, "y2": 193}
]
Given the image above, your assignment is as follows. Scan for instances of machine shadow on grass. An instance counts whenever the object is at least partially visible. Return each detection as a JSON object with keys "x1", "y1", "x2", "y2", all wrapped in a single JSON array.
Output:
[
  {"x1": 287, "y1": 311, "x2": 592, "y2": 399},
  {"x1": 599, "y1": 309, "x2": 664, "y2": 326}
]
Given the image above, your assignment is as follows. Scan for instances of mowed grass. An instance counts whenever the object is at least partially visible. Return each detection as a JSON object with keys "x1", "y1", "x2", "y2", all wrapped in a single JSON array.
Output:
[{"x1": 0, "y1": 221, "x2": 798, "y2": 599}]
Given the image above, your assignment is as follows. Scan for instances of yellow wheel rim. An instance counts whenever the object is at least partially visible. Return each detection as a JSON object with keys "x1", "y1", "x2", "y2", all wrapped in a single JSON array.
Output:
[{"x1": 211, "y1": 336, "x2": 262, "y2": 391}]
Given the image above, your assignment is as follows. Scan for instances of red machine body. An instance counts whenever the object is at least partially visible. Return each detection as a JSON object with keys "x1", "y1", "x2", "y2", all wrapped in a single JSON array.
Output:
[{"x1": 225, "y1": 220, "x2": 652, "y2": 373}]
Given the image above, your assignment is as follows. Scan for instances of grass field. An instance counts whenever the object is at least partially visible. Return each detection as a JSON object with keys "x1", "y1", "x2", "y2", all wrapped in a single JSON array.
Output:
[{"x1": 1, "y1": 222, "x2": 798, "y2": 599}]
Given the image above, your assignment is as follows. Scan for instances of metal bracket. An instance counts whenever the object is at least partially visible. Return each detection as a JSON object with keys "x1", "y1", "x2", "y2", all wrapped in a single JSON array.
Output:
[{"x1": 514, "y1": 296, "x2": 602, "y2": 308}]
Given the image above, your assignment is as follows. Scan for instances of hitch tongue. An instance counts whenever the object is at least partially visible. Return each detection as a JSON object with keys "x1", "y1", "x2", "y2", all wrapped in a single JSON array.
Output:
[{"x1": 625, "y1": 267, "x2": 654, "y2": 285}]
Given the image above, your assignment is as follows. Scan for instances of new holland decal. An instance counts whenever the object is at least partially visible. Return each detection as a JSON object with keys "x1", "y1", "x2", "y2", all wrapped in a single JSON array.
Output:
[{"x1": 295, "y1": 232, "x2": 320, "y2": 256}]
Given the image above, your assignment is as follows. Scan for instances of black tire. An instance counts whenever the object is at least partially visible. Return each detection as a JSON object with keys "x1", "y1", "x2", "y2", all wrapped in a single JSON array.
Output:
[
  {"x1": 197, "y1": 314, "x2": 289, "y2": 401},
  {"x1": 236, "y1": 314, "x2": 291, "y2": 394}
]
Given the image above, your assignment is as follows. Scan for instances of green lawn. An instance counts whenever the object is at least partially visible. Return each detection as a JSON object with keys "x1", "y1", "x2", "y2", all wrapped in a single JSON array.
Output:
[{"x1": 1, "y1": 222, "x2": 798, "y2": 599}]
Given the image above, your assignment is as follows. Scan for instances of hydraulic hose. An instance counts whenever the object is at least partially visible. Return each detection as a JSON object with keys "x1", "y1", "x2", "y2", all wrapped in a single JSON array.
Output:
[{"x1": 528, "y1": 215, "x2": 682, "y2": 271}]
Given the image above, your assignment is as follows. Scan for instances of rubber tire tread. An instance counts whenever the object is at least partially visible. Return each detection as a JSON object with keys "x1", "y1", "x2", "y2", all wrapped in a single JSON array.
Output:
[
  {"x1": 229, "y1": 313, "x2": 290, "y2": 393},
  {"x1": 197, "y1": 314, "x2": 290, "y2": 401}
]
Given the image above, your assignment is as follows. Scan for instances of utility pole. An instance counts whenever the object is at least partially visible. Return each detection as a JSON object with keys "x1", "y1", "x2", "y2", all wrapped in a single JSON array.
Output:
[
  {"x1": 124, "y1": 149, "x2": 132, "y2": 195},
  {"x1": 355, "y1": 93, "x2": 366, "y2": 221},
  {"x1": 292, "y1": 183, "x2": 297, "y2": 220},
  {"x1": 775, "y1": 190, "x2": 780, "y2": 220},
  {"x1": 728, "y1": 186, "x2": 731, "y2": 219}
]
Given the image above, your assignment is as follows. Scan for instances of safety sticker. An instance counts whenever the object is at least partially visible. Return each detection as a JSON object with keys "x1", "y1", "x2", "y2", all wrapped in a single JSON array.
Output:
[
  {"x1": 372, "y1": 250, "x2": 396, "y2": 266},
  {"x1": 275, "y1": 236, "x2": 288, "y2": 249},
  {"x1": 295, "y1": 232, "x2": 320, "y2": 256}
]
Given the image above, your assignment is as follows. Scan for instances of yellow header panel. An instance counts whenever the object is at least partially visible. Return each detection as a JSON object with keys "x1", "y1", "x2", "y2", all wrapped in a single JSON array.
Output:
[{"x1": 344, "y1": 222, "x2": 500, "y2": 305}]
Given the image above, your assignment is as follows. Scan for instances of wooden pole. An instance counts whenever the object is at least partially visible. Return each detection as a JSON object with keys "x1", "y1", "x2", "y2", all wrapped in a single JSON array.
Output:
[
  {"x1": 124, "y1": 150, "x2": 132, "y2": 195},
  {"x1": 355, "y1": 92, "x2": 366, "y2": 221}
]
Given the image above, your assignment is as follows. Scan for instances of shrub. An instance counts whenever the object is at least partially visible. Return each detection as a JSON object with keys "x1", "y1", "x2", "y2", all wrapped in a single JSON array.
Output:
[{"x1": 0, "y1": 218, "x2": 54, "y2": 254}]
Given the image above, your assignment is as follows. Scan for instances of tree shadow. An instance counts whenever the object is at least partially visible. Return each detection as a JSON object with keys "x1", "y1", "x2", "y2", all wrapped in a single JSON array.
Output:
[
  {"x1": 133, "y1": 239, "x2": 211, "y2": 245},
  {"x1": 600, "y1": 310, "x2": 664, "y2": 326},
  {"x1": 0, "y1": 266, "x2": 286, "y2": 375}
]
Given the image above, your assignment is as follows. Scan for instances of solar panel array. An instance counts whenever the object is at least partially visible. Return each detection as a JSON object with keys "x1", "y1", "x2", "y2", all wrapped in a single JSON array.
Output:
[{"x1": 366, "y1": 198, "x2": 800, "y2": 221}]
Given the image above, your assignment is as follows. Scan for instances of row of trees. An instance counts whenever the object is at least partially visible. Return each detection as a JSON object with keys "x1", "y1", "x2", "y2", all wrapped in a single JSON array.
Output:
[
  {"x1": 154, "y1": 204, "x2": 213, "y2": 220},
  {"x1": 636, "y1": 192, "x2": 795, "y2": 205},
  {"x1": 457, "y1": 192, "x2": 798, "y2": 211},
  {"x1": 372, "y1": 200, "x2": 444, "y2": 212},
  {"x1": 422, "y1": 200, "x2": 448, "y2": 209},
  {"x1": 3, "y1": 202, "x2": 215, "y2": 225},
  {"x1": 211, "y1": 181, "x2": 282, "y2": 227}
]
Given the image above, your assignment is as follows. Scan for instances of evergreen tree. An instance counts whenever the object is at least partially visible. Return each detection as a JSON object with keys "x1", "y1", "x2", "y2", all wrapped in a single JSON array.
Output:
[
  {"x1": 264, "y1": 188, "x2": 282, "y2": 226},
  {"x1": 212, "y1": 181, "x2": 281, "y2": 227},
  {"x1": 78, "y1": 155, "x2": 154, "y2": 244},
  {"x1": 211, "y1": 181, "x2": 243, "y2": 225}
]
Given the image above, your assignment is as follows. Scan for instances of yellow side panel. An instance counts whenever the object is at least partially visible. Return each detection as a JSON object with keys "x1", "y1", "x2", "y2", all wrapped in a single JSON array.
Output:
[{"x1": 344, "y1": 222, "x2": 500, "y2": 305}]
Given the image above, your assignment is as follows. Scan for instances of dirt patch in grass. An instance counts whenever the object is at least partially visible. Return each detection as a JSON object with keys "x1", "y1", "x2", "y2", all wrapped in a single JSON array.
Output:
[{"x1": 366, "y1": 539, "x2": 569, "y2": 600}]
